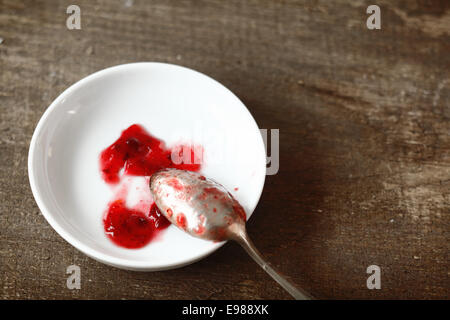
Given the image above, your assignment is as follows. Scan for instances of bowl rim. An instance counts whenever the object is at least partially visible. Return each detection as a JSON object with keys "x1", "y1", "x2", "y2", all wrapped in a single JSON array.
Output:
[{"x1": 28, "y1": 62, "x2": 266, "y2": 270}]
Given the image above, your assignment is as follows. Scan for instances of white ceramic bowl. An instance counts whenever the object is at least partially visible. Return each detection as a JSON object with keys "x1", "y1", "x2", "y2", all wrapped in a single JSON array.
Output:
[{"x1": 28, "y1": 62, "x2": 266, "y2": 271}]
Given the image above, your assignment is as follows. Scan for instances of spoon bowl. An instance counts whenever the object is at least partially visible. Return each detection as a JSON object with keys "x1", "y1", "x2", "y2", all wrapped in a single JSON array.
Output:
[{"x1": 150, "y1": 168, "x2": 245, "y2": 241}]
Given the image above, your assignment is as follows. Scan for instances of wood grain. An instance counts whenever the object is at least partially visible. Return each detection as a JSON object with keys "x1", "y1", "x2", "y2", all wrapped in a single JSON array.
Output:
[{"x1": 0, "y1": 0, "x2": 449, "y2": 299}]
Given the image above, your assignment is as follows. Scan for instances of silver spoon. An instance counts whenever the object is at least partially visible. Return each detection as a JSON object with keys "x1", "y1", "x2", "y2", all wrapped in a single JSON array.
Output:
[{"x1": 149, "y1": 168, "x2": 312, "y2": 300}]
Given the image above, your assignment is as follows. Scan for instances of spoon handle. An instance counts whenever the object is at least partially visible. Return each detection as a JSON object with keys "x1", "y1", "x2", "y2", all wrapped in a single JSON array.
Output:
[{"x1": 234, "y1": 229, "x2": 313, "y2": 300}]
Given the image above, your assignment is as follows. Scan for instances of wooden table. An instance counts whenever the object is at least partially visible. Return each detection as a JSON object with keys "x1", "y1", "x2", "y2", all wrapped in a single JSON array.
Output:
[{"x1": 0, "y1": 0, "x2": 448, "y2": 299}]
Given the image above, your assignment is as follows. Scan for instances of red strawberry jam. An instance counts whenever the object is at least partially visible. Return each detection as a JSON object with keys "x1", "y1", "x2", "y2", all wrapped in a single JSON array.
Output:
[
  {"x1": 100, "y1": 124, "x2": 201, "y2": 184},
  {"x1": 148, "y1": 202, "x2": 171, "y2": 230},
  {"x1": 100, "y1": 124, "x2": 203, "y2": 249}
]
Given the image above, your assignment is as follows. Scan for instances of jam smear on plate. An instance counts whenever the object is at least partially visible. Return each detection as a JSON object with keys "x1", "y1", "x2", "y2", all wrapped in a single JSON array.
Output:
[
  {"x1": 104, "y1": 201, "x2": 170, "y2": 249},
  {"x1": 100, "y1": 124, "x2": 201, "y2": 184},
  {"x1": 99, "y1": 124, "x2": 202, "y2": 249}
]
